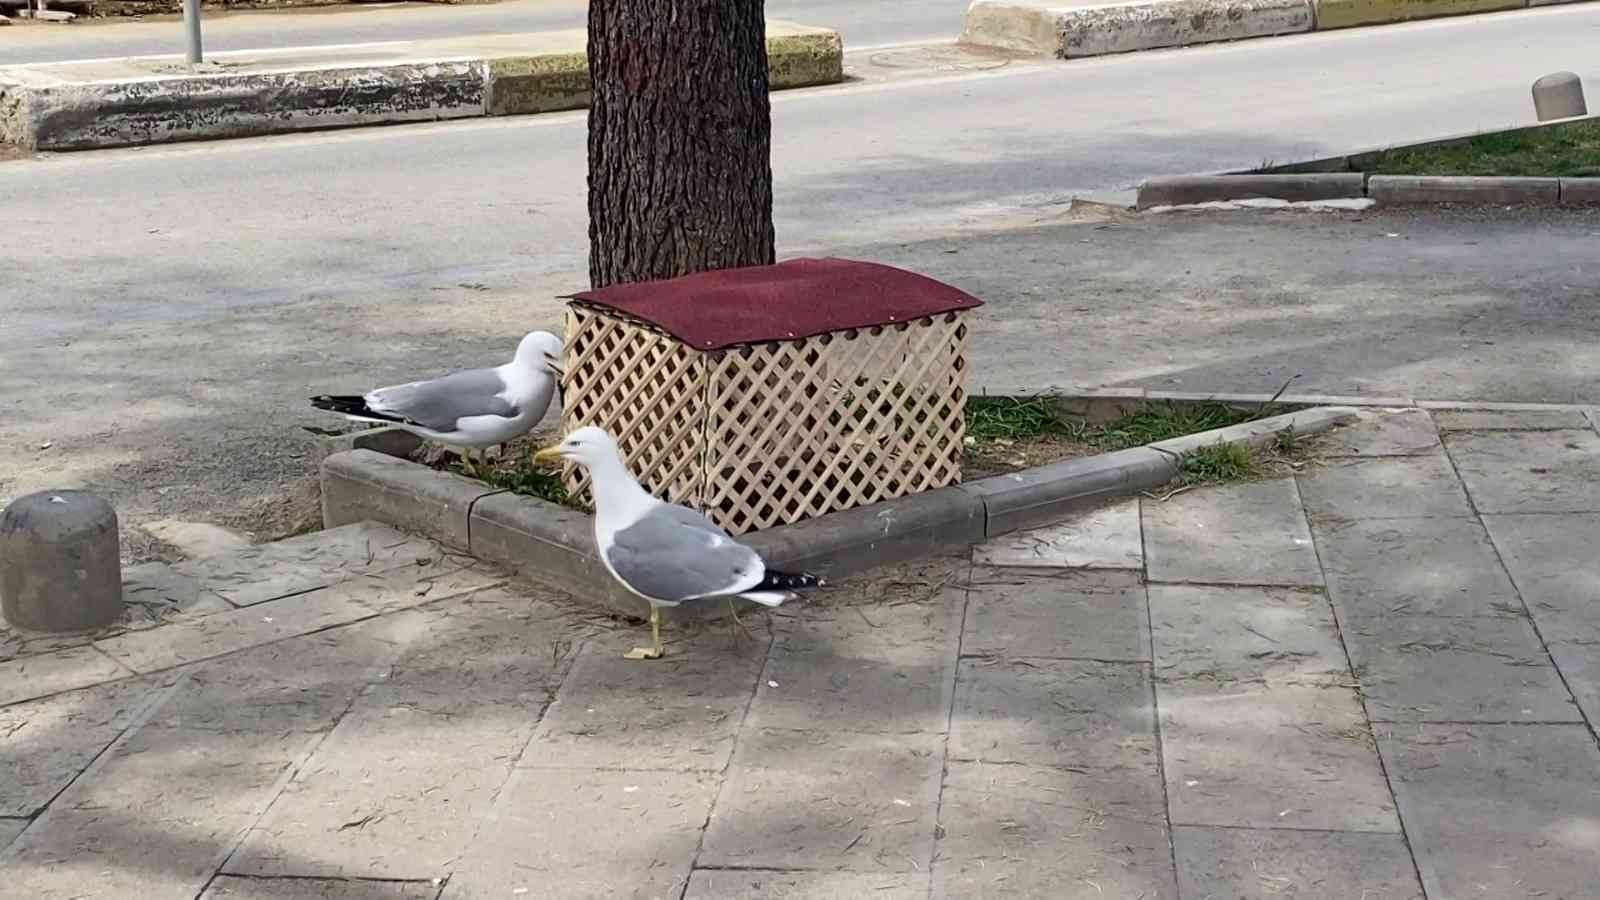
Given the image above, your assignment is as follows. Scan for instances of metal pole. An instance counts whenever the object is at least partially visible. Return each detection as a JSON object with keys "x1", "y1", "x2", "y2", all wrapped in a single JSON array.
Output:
[{"x1": 183, "y1": 0, "x2": 203, "y2": 65}]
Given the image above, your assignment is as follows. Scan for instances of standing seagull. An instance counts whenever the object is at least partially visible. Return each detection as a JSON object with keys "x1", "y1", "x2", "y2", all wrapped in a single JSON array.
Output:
[
  {"x1": 534, "y1": 426, "x2": 823, "y2": 660},
  {"x1": 311, "y1": 331, "x2": 563, "y2": 473}
]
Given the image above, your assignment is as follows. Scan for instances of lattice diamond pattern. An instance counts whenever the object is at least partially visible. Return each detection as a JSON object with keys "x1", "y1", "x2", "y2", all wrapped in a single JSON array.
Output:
[{"x1": 560, "y1": 304, "x2": 969, "y2": 535}]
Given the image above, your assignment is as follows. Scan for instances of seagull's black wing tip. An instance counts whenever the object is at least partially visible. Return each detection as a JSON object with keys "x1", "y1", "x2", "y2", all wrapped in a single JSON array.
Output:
[{"x1": 757, "y1": 569, "x2": 825, "y2": 592}]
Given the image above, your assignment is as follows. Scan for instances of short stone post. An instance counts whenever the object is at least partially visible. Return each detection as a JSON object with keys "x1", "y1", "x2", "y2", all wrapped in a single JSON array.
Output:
[
  {"x1": 1, "y1": 490, "x2": 122, "y2": 632},
  {"x1": 1532, "y1": 72, "x2": 1587, "y2": 122}
]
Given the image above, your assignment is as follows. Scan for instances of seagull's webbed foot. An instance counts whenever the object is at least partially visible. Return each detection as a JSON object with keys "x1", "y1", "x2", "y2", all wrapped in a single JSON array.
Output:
[{"x1": 624, "y1": 607, "x2": 665, "y2": 660}]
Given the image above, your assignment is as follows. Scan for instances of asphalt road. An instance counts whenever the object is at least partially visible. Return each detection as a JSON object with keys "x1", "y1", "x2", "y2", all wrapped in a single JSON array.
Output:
[
  {"x1": 2, "y1": 0, "x2": 962, "y2": 63},
  {"x1": 4, "y1": 4, "x2": 1600, "y2": 537}
]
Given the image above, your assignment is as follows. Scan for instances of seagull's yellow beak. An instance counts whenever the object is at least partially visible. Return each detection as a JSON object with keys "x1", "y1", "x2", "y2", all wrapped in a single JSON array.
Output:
[{"x1": 531, "y1": 446, "x2": 563, "y2": 465}]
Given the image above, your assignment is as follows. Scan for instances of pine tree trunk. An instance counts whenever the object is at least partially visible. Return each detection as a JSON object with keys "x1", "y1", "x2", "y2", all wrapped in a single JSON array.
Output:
[{"x1": 587, "y1": 0, "x2": 775, "y2": 289}]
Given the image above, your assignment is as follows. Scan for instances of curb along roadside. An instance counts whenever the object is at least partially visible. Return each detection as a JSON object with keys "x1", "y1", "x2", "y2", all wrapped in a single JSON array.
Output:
[
  {"x1": 960, "y1": 0, "x2": 1595, "y2": 60},
  {"x1": 1136, "y1": 173, "x2": 1600, "y2": 208},
  {"x1": 0, "y1": 23, "x2": 843, "y2": 152},
  {"x1": 320, "y1": 406, "x2": 1358, "y2": 622},
  {"x1": 1135, "y1": 114, "x2": 1600, "y2": 208}
]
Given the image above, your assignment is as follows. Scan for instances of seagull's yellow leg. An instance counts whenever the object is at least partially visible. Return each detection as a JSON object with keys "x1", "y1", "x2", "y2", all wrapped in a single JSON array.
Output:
[{"x1": 624, "y1": 607, "x2": 665, "y2": 660}]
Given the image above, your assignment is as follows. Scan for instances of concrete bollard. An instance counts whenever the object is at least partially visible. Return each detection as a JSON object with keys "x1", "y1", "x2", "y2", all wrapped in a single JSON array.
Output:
[
  {"x1": 1532, "y1": 72, "x2": 1587, "y2": 122},
  {"x1": 1, "y1": 490, "x2": 123, "y2": 633}
]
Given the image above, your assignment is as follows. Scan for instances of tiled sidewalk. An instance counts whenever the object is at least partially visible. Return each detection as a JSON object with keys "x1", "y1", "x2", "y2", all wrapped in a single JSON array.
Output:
[{"x1": 2, "y1": 407, "x2": 1598, "y2": 898}]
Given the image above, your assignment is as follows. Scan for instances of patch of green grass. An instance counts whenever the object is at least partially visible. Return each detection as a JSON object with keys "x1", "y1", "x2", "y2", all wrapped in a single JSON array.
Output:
[
  {"x1": 449, "y1": 457, "x2": 578, "y2": 508},
  {"x1": 1090, "y1": 402, "x2": 1258, "y2": 450},
  {"x1": 964, "y1": 395, "x2": 1083, "y2": 442},
  {"x1": 1272, "y1": 424, "x2": 1300, "y2": 455},
  {"x1": 1177, "y1": 441, "x2": 1261, "y2": 485},
  {"x1": 1367, "y1": 120, "x2": 1600, "y2": 177}
]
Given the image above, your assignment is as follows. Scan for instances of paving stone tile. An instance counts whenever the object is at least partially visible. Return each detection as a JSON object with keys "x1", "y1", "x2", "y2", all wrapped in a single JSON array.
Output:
[
  {"x1": 933, "y1": 760, "x2": 1176, "y2": 899},
  {"x1": 746, "y1": 588, "x2": 962, "y2": 735},
  {"x1": 1143, "y1": 479, "x2": 1322, "y2": 586},
  {"x1": 96, "y1": 556, "x2": 497, "y2": 676},
  {"x1": 0, "y1": 645, "x2": 131, "y2": 706},
  {"x1": 305, "y1": 563, "x2": 504, "y2": 616},
  {"x1": 1159, "y1": 683, "x2": 1398, "y2": 832},
  {"x1": 949, "y1": 658, "x2": 1156, "y2": 770},
  {"x1": 1297, "y1": 455, "x2": 1473, "y2": 521},
  {"x1": 1484, "y1": 512, "x2": 1600, "y2": 724},
  {"x1": 685, "y1": 870, "x2": 929, "y2": 899},
  {"x1": 1433, "y1": 408, "x2": 1592, "y2": 431},
  {"x1": 443, "y1": 767, "x2": 716, "y2": 900},
  {"x1": 0, "y1": 817, "x2": 27, "y2": 850},
  {"x1": 1446, "y1": 429, "x2": 1600, "y2": 513},
  {"x1": 227, "y1": 590, "x2": 575, "y2": 880},
  {"x1": 172, "y1": 523, "x2": 445, "y2": 607},
  {"x1": 201, "y1": 876, "x2": 440, "y2": 899},
  {"x1": 1, "y1": 566, "x2": 233, "y2": 666},
  {"x1": 962, "y1": 568, "x2": 1149, "y2": 662},
  {"x1": 1149, "y1": 584, "x2": 1348, "y2": 687},
  {"x1": 525, "y1": 627, "x2": 769, "y2": 770},
  {"x1": 170, "y1": 556, "x2": 337, "y2": 609},
  {"x1": 972, "y1": 498, "x2": 1142, "y2": 569},
  {"x1": 699, "y1": 728, "x2": 942, "y2": 872},
  {"x1": 121, "y1": 562, "x2": 236, "y2": 621},
  {"x1": 1342, "y1": 613, "x2": 1581, "y2": 723},
  {"x1": 1315, "y1": 516, "x2": 1521, "y2": 618},
  {"x1": 0, "y1": 624, "x2": 92, "y2": 665},
  {"x1": 1320, "y1": 408, "x2": 1439, "y2": 457},
  {"x1": 0, "y1": 676, "x2": 166, "y2": 816},
  {"x1": 257, "y1": 522, "x2": 446, "y2": 572},
  {"x1": 94, "y1": 585, "x2": 379, "y2": 673},
  {"x1": 1378, "y1": 723, "x2": 1600, "y2": 899},
  {"x1": 1172, "y1": 826, "x2": 1422, "y2": 900},
  {"x1": 1, "y1": 616, "x2": 425, "y2": 899}
]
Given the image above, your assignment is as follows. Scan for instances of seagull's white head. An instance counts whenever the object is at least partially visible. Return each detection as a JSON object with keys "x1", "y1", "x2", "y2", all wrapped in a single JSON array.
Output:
[
  {"x1": 532, "y1": 425, "x2": 622, "y2": 470},
  {"x1": 514, "y1": 331, "x2": 565, "y2": 377}
]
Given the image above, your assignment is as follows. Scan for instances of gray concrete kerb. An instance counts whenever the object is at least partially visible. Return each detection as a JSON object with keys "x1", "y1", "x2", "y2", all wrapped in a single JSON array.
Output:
[
  {"x1": 961, "y1": 0, "x2": 1600, "y2": 61},
  {"x1": 1136, "y1": 174, "x2": 1364, "y2": 209},
  {"x1": 318, "y1": 405, "x2": 1358, "y2": 621},
  {"x1": 0, "y1": 23, "x2": 845, "y2": 152},
  {"x1": 961, "y1": 0, "x2": 1314, "y2": 59},
  {"x1": 1366, "y1": 175, "x2": 1561, "y2": 206},
  {"x1": 1140, "y1": 114, "x2": 1600, "y2": 208},
  {"x1": 1135, "y1": 173, "x2": 1600, "y2": 208}
]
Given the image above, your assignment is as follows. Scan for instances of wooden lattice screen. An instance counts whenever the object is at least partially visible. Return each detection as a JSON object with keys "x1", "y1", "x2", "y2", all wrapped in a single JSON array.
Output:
[{"x1": 560, "y1": 302, "x2": 970, "y2": 535}]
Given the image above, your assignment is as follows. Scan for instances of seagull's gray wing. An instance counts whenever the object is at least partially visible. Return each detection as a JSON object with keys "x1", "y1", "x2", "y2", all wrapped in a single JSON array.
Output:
[
  {"x1": 604, "y1": 504, "x2": 763, "y2": 603},
  {"x1": 366, "y1": 369, "x2": 517, "y2": 431}
]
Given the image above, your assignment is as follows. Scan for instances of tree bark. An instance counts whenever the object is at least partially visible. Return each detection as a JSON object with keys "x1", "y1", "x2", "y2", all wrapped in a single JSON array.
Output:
[{"x1": 587, "y1": 0, "x2": 775, "y2": 289}]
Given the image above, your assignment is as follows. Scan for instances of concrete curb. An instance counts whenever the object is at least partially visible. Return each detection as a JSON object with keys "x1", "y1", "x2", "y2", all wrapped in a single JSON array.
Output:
[
  {"x1": 1136, "y1": 173, "x2": 1364, "y2": 209},
  {"x1": 319, "y1": 405, "x2": 1357, "y2": 620},
  {"x1": 1136, "y1": 114, "x2": 1600, "y2": 208},
  {"x1": 961, "y1": 0, "x2": 1596, "y2": 59},
  {"x1": 1365, "y1": 174, "x2": 1560, "y2": 205},
  {"x1": 0, "y1": 23, "x2": 844, "y2": 152},
  {"x1": 961, "y1": 0, "x2": 1312, "y2": 58},
  {"x1": 982, "y1": 388, "x2": 1598, "y2": 419},
  {"x1": 1136, "y1": 173, "x2": 1600, "y2": 207}
]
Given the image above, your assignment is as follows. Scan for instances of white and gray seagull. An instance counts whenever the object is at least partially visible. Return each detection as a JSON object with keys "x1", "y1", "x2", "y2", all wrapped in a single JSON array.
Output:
[
  {"x1": 311, "y1": 331, "x2": 563, "y2": 473},
  {"x1": 534, "y1": 426, "x2": 823, "y2": 660}
]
